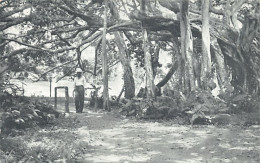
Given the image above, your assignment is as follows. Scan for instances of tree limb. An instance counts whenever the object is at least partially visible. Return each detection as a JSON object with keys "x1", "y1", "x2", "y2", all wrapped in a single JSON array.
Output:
[
  {"x1": 33, "y1": 59, "x2": 77, "y2": 82},
  {"x1": 1, "y1": 38, "x2": 76, "y2": 56},
  {"x1": 55, "y1": 33, "x2": 73, "y2": 47},
  {"x1": 0, "y1": 4, "x2": 31, "y2": 18},
  {"x1": 0, "y1": 16, "x2": 32, "y2": 31},
  {"x1": 59, "y1": 5, "x2": 102, "y2": 25},
  {"x1": 209, "y1": 6, "x2": 224, "y2": 15}
]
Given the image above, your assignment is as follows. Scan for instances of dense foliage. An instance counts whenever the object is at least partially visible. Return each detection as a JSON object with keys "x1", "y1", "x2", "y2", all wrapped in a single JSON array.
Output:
[
  {"x1": 120, "y1": 90, "x2": 260, "y2": 126},
  {"x1": 0, "y1": 92, "x2": 59, "y2": 135}
]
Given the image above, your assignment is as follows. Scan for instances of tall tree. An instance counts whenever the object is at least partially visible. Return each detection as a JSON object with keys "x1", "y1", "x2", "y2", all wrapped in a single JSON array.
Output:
[
  {"x1": 114, "y1": 32, "x2": 135, "y2": 99},
  {"x1": 211, "y1": 0, "x2": 260, "y2": 93},
  {"x1": 101, "y1": 0, "x2": 110, "y2": 111},
  {"x1": 180, "y1": 0, "x2": 196, "y2": 91},
  {"x1": 141, "y1": 0, "x2": 155, "y2": 99},
  {"x1": 201, "y1": 0, "x2": 211, "y2": 89},
  {"x1": 108, "y1": 1, "x2": 135, "y2": 99}
]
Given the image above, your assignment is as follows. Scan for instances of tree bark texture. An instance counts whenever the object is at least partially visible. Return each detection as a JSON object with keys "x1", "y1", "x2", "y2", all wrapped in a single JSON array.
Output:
[
  {"x1": 179, "y1": 2, "x2": 187, "y2": 91},
  {"x1": 101, "y1": 0, "x2": 110, "y2": 111},
  {"x1": 180, "y1": 0, "x2": 196, "y2": 91},
  {"x1": 201, "y1": 0, "x2": 211, "y2": 89},
  {"x1": 114, "y1": 31, "x2": 135, "y2": 99},
  {"x1": 211, "y1": 37, "x2": 227, "y2": 90},
  {"x1": 141, "y1": 0, "x2": 155, "y2": 99}
]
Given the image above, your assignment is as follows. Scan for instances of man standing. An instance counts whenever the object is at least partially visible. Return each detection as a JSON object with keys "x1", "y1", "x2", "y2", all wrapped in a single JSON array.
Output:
[{"x1": 74, "y1": 68, "x2": 86, "y2": 113}]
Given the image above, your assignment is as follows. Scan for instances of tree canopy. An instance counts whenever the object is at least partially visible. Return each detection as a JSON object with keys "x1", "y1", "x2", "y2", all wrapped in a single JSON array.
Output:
[{"x1": 1, "y1": 0, "x2": 260, "y2": 105}]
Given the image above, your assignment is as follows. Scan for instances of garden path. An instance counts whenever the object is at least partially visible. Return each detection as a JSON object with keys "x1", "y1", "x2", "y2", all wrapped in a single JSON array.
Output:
[{"x1": 70, "y1": 108, "x2": 260, "y2": 163}]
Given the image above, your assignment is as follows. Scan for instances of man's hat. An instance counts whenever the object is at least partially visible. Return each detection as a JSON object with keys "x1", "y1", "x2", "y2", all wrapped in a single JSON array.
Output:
[{"x1": 76, "y1": 68, "x2": 83, "y2": 73}]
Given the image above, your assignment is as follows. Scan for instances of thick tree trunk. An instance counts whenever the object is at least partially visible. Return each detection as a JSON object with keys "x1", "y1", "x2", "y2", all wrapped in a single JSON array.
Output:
[
  {"x1": 108, "y1": 1, "x2": 135, "y2": 99},
  {"x1": 237, "y1": 12, "x2": 260, "y2": 93},
  {"x1": 177, "y1": 48, "x2": 184, "y2": 91},
  {"x1": 114, "y1": 31, "x2": 135, "y2": 99},
  {"x1": 143, "y1": 27, "x2": 155, "y2": 98},
  {"x1": 219, "y1": 2, "x2": 260, "y2": 94},
  {"x1": 201, "y1": 0, "x2": 211, "y2": 90},
  {"x1": 141, "y1": 0, "x2": 155, "y2": 99},
  {"x1": 211, "y1": 37, "x2": 227, "y2": 90},
  {"x1": 101, "y1": 0, "x2": 110, "y2": 111},
  {"x1": 179, "y1": 2, "x2": 187, "y2": 91},
  {"x1": 180, "y1": 0, "x2": 196, "y2": 91}
]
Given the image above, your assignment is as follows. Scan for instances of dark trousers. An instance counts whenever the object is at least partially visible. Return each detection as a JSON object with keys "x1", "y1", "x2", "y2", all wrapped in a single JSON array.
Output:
[{"x1": 75, "y1": 85, "x2": 84, "y2": 113}]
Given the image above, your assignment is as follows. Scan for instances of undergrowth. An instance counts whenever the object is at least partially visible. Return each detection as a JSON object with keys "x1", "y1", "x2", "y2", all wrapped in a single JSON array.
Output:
[
  {"x1": 119, "y1": 89, "x2": 260, "y2": 126},
  {"x1": 0, "y1": 92, "x2": 60, "y2": 136},
  {"x1": 0, "y1": 115, "x2": 89, "y2": 162}
]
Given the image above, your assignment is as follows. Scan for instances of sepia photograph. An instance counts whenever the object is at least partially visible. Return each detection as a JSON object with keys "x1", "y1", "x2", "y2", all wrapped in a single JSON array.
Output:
[{"x1": 0, "y1": 0, "x2": 260, "y2": 162}]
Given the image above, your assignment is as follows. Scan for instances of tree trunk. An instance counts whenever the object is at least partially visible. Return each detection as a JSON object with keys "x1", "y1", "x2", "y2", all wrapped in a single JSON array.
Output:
[
  {"x1": 114, "y1": 31, "x2": 135, "y2": 99},
  {"x1": 201, "y1": 0, "x2": 211, "y2": 90},
  {"x1": 180, "y1": 0, "x2": 196, "y2": 91},
  {"x1": 141, "y1": 0, "x2": 155, "y2": 99},
  {"x1": 179, "y1": 4, "x2": 187, "y2": 91},
  {"x1": 116, "y1": 84, "x2": 125, "y2": 102},
  {"x1": 237, "y1": 11, "x2": 260, "y2": 93},
  {"x1": 152, "y1": 43, "x2": 160, "y2": 78},
  {"x1": 219, "y1": 2, "x2": 260, "y2": 94},
  {"x1": 101, "y1": 0, "x2": 110, "y2": 111},
  {"x1": 107, "y1": 1, "x2": 135, "y2": 99},
  {"x1": 0, "y1": 32, "x2": 8, "y2": 92},
  {"x1": 211, "y1": 37, "x2": 227, "y2": 90}
]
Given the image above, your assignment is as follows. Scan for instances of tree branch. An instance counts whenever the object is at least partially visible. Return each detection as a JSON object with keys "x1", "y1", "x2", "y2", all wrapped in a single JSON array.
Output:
[
  {"x1": 96, "y1": 60, "x2": 120, "y2": 75},
  {"x1": 2, "y1": 38, "x2": 50, "y2": 52},
  {"x1": 55, "y1": 33, "x2": 73, "y2": 47},
  {"x1": 209, "y1": 4, "x2": 224, "y2": 15},
  {"x1": 0, "y1": 4, "x2": 31, "y2": 18},
  {"x1": 0, "y1": 16, "x2": 32, "y2": 31},
  {"x1": 33, "y1": 59, "x2": 77, "y2": 82},
  {"x1": 6, "y1": 37, "x2": 76, "y2": 52},
  {"x1": 59, "y1": 5, "x2": 102, "y2": 25}
]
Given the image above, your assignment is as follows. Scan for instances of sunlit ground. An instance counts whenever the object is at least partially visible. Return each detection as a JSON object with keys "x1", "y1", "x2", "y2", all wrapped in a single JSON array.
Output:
[{"x1": 78, "y1": 111, "x2": 260, "y2": 163}]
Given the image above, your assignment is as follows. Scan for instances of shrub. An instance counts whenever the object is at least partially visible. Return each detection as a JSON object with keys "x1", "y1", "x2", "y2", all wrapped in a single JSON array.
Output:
[{"x1": 0, "y1": 92, "x2": 60, "y2": 135}]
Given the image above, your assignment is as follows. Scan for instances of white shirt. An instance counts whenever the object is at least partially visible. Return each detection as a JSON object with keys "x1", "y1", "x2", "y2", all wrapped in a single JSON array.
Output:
[{"x1": 74, "y1": 76, "x2": 86, "y2": 87}]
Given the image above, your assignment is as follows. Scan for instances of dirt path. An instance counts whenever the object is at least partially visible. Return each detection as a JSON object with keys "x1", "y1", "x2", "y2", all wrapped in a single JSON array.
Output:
[{"x1": 72, "y1": 108, "x2": 260, "y2": 163}]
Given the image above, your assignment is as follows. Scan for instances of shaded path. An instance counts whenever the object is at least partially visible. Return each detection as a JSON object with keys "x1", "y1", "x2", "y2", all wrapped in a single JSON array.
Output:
[{"x1": 72, "y1": 109, "x2": 260, "y2": 163}]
